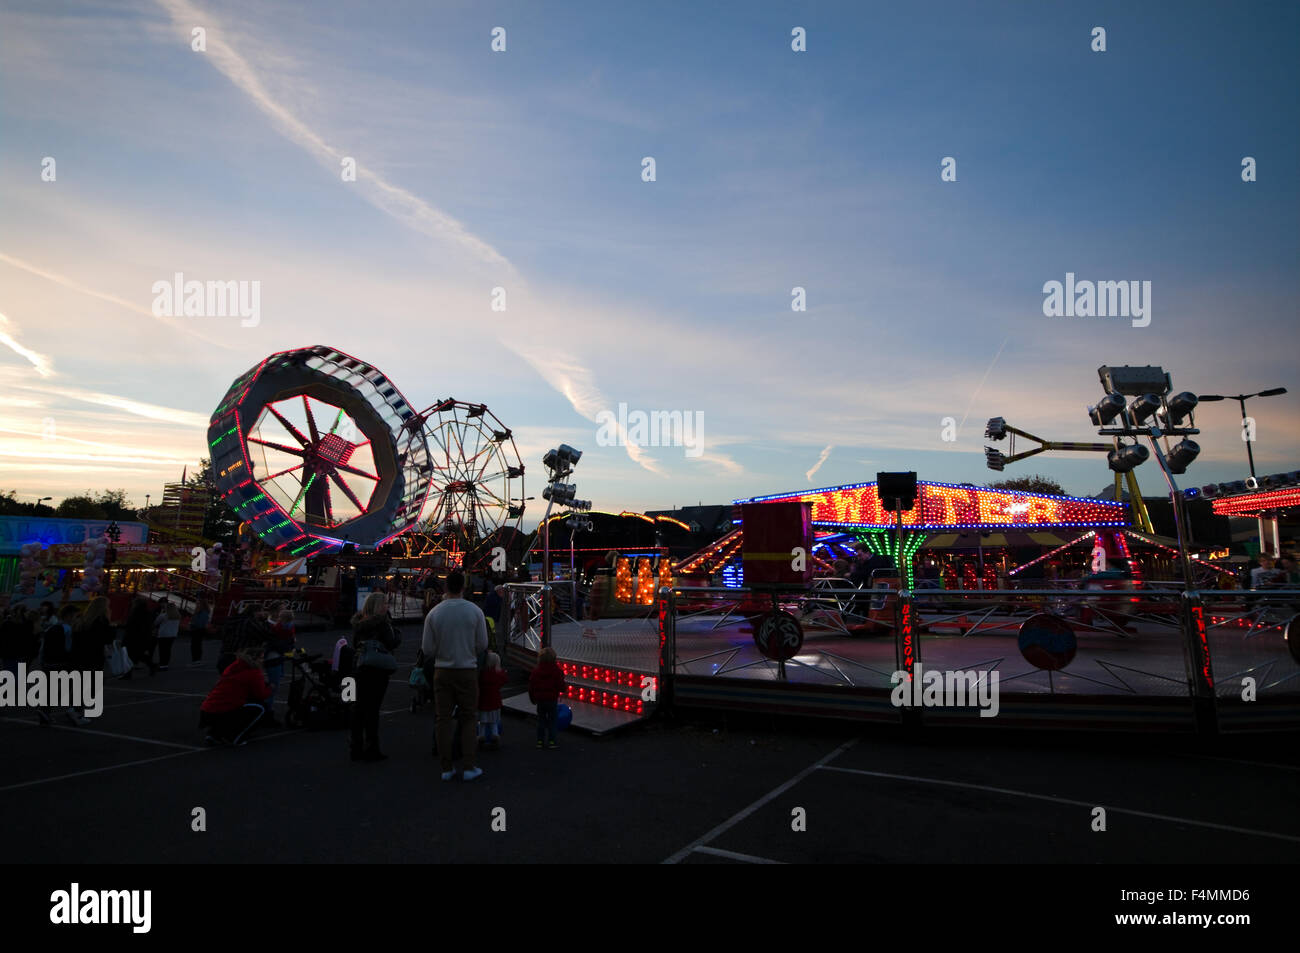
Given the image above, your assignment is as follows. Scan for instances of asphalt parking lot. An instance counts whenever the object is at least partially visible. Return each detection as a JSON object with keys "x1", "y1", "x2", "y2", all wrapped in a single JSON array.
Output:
[{"x1": 4, "y1": 626, "x2": 1298, "y2": 864}]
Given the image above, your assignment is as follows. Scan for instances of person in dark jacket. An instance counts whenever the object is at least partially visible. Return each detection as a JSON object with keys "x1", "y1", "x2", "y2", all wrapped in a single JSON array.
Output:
[
  {"x1": 216, "y1": 605, "x2": 270, "y2": 674},
  {"x1": 350, "y1": 592, "x2": 400, "y2": 762},
  {"x1": 188, "y1": 597, "x2": 212, "y2": 665},
  {"x1": 528, "y1": 647, "x2": 567, "y2": 749},
  {"x1": 200, "y1": 646, "x2": 272, "y2": 745},
  {"x1": 70, "y1": 597, "x2": 114, "y2": 673},
  {"x1": 122, "y1": 596, "x2": 156, "y2": 677}
]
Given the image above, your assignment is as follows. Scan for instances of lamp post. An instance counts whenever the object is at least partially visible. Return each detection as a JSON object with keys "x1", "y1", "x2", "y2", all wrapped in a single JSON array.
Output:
[
  {"x1": 1197, "y1": 388, "x2": 1287, "y2": 479},
  {"x1": 36, "y1": 496, "x2": 52, "y2": 514}
]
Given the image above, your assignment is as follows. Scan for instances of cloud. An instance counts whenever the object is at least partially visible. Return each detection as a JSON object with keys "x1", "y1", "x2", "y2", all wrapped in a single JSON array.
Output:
[
  {"x1": 9, "y1": 380, "x2": 210, "y2": 429},
  {"x1": 0, "y1": 311, "x2": 54, "y2": 377},
  {"x1": 0, "y1": 251, "x2": 235, "y2": 350},
  {"x1": 805, "y1": 444, "x2": 834, "y2": 481},
  {"x1": 153, "y1": 0, "x2": 514, "y2": 275}
]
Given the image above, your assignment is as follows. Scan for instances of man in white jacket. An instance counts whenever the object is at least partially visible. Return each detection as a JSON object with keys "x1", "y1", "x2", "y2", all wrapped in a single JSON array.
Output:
[{"x1": 422, "y1": 570, "x2": 489, "y2": 781}]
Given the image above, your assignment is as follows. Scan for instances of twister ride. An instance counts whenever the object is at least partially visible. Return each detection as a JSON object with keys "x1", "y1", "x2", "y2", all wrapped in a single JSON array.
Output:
[{"x1": 207, "y1": 346, "x2": 524, "y2": 568}]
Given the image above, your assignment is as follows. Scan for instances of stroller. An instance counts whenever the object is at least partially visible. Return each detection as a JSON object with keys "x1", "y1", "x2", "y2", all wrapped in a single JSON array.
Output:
[{"x1": 284, "y1": 649, "x2": 350, "y2": 729}]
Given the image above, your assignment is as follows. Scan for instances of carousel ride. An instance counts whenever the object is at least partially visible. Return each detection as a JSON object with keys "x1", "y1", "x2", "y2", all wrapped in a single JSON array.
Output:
[{"x1": 207, "y1": 347, "x2": 524, "y2": 569}]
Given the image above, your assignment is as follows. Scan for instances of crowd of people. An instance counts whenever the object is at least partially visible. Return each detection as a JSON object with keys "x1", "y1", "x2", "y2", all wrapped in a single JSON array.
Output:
[{"x1": 192, "y1": 569, "x2": 566, "y2": 775}]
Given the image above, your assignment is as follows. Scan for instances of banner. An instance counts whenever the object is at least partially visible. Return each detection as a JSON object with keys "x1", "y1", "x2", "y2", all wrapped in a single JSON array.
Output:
[{"x1": 45, "y1": 543, "x2": 194, "y2": 568}]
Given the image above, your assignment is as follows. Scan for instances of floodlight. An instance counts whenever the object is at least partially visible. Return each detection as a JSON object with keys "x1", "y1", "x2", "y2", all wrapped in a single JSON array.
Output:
[
  {"x1": 1107, "y1": 443, "x2": 1149, "y2": 473},
  {"x1": 1129, "y1": 394, "x2": 1162, "y2": 425},
  {"x1": 1162, "y1": 391, "x2": 1198, "y2": 426},
  {"x1": 1167, "y1": 439, "x2": 1200, "y2": 474},
  {"x1": 542, "y1": 483, "x2": 576, "y2": 504},
  {"x1": 542, "y1": 449, "x2": 559, "y2": 471},
  {"x1": 1088, "y1": 392, "x2": 1127, "y2": 426},
  {"x1": 556, "y1": 444, "x2": 583, "y2": 467}
]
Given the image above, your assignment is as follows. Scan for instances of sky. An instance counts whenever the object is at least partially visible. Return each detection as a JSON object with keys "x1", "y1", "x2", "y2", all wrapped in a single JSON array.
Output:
[{"x1": 1, "y1": 0, "x2": 1297, "y2": 531}]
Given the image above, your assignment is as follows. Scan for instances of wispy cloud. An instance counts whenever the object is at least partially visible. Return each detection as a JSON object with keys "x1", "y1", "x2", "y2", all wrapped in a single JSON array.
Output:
[
  {"x1": 0, "y1": 311, "x2": 54, "y2": 377},
  {"x1": 0, "y1": 251, "x2": 234, "y2": 350},
  {"x1": 10, "y1": 380, "x2": 210, "y2": 429},
  {"x1": 805, "y1": 444, "x2": 834, "y2": 482},
  {"x1": 153, "y1": 0, "x2": 514, "y2": 275}
]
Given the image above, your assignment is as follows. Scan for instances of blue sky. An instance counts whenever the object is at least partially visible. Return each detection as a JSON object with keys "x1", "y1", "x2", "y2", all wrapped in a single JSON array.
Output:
[{"x1": 1, "y1": 0, "x2": 1297, "y2": 527}]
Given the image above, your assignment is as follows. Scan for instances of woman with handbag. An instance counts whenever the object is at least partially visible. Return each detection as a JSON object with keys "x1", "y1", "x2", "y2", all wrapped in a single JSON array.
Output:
[{"x1": 350, "y1": 592, "x2": 400, "y2": 762}]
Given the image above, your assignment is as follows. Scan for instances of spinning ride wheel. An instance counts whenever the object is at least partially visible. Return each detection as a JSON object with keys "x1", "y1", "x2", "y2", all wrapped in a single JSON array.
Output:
[{"x1": 208, "y1": 346, "x2": 433, "y2": 556}]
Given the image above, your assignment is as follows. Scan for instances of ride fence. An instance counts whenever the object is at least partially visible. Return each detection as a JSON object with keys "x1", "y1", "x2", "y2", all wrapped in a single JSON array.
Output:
[{"x1": 651, "y1": 583, "x2": 1300, "y2": 732}]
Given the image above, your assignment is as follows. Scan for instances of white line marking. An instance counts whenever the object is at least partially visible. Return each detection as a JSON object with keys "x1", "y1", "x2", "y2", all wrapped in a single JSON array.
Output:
[
  {"x1": 818, "y1": 765, "x2": 1300, "y2": 844},
  {"x1": 0, "y1": 717, "x2": 202, "y2": 750},
  {"x1": 1171, "y1": 753, "x2": 1300, "y2": 773},
  {"x1": 662, "y1": 738, "x2": 857, "y2": 864},
  {"x1": 691, "y1": 846, "x2": 785, "y2": 864},
  {"x1": 0, "y1": 749, "x2": 202, "y2": 793},
  {"x1": 103, "y1": 686, "x2": 209, "y2": 698}
]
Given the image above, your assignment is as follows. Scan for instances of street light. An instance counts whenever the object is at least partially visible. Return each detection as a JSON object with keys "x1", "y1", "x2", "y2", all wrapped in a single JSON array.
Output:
[{"x1": 1196, "y1": 388, "x2": 1288, "y2": 479}]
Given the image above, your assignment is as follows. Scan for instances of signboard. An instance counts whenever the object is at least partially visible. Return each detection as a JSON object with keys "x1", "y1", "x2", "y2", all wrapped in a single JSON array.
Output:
[
  {"x1": 736, "y1": 481, "x2": 1126, "y2": 530},
  {"x1": 0, "y1": 516, "x2": 148, "y2": 557},
  {"x1": 753, "y1": 610, "x2": 803, "y2": 661},
  {"x1": 43, "y1": 543, "x2": 194, "y2": 568},
  {"x1": 1018, "y1": 613, "x2": 1077, "y2": 671}
]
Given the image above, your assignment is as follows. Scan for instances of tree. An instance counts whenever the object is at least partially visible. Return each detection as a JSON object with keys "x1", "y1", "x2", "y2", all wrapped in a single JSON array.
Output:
[
  {"x1": 986, "y1": 475, "x2": 1068, "y2": 496},
  {"x1": 193, "y1": 458, "x2": 241, "y2": 543},
  {"x1": 94, "y1": 489, "x2": 134, "y2": 519},
  {"x1": 56, "y1": 494, "x2": 107, "y2": 518}
]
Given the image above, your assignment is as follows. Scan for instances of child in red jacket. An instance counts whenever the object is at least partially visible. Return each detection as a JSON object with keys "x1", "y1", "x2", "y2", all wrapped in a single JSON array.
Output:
[
  {"x1": 478, "y1": 652, "x2": 508, "y2": 748},
  {"x1": 199, "y1": 647, "x2": 272, "y2": 746},
  {"x1": 528, "y1": 647, "x2": 566, "y2": 749}
]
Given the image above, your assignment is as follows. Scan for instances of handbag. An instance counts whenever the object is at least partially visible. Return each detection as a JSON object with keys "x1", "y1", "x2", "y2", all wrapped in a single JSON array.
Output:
[
  {"x1": 358, "y1": 638, "x2": 398, "y2": 671},
  {"x1": 109, "y1": 644, "x2": 133, "y2": 677}
]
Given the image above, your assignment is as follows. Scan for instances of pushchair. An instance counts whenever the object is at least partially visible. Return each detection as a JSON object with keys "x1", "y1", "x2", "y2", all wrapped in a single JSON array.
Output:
[{"x1": 283, "y1": 649, "x2": 350, "y2": 729}]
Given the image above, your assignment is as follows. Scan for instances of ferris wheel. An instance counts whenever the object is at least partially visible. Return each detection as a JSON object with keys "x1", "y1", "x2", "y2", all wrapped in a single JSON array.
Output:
[{"x1": 414, "y1": 398, "x2": 526, "y2": 569}]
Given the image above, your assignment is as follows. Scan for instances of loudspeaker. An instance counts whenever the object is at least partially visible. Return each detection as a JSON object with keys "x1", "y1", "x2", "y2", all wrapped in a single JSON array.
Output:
[{"x1": 877, "y1": 471, "x2": 918, "y2": 512}]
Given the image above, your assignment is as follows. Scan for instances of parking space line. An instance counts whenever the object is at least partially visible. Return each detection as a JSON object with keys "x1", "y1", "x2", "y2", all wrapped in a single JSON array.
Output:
[
  {"x1": 0, "y1": 717, "x2": 203, "y2": 751},
  {"x1": 662, "y1": 738, "x2": 857, "y2": 864},
  {"x1": 103, "y1": 686, "x2": 209, "y2": 699},
  {"x1": 0, "y1": 749, "x2": 203, "y2": 794},
  {"x1": 691, "y1": 846, "x2": 785, "y2": 864},
  {"x1": 818, "y1": 765, "x2": 1300, "y2": 844}
]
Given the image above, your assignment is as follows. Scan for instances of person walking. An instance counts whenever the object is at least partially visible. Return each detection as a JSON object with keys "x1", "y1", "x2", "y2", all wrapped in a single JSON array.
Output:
[
  {"x1": 122, "y1": 596, "x2": 156, "y2": 677},
  {"x1": 154, "y1": 603, "x2": 181, "y2": 670},
  {"x1": 188, "y1": 597, "x2": 212, "y2": 665},
  {"x1": 422, "y1": 570, "x2": 488, "y2": 781},
  {"x1": 67, "y1": 597, "x2": 114, "y2": 724},
  {"x1": 350, "y1": 592, "x2": 400, "y2": 762}
]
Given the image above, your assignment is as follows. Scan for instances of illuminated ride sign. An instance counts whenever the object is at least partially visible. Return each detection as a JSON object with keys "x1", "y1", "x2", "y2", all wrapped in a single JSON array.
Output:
[
  {"x1": 735, "y1": 480, "x2": 1127, "y2": 531},
  {"x1": 1211, "y1": 486, "x2": 1300, "y2": 518}
]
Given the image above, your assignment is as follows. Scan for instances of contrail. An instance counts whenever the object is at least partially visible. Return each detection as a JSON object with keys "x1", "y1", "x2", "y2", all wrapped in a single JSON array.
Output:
[
  {"x1": 805, "y1": 444, "x2": 833, "y2": 481},
  {"x1": 0, "y1": 312, "x2": 54, "y2": 378},
  {"x1": 154, "y1": 0, "x2": 514, "y2": 274},
  {"x1": 958, "y1": 336, "x2": 1009, "y2": 435}
]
